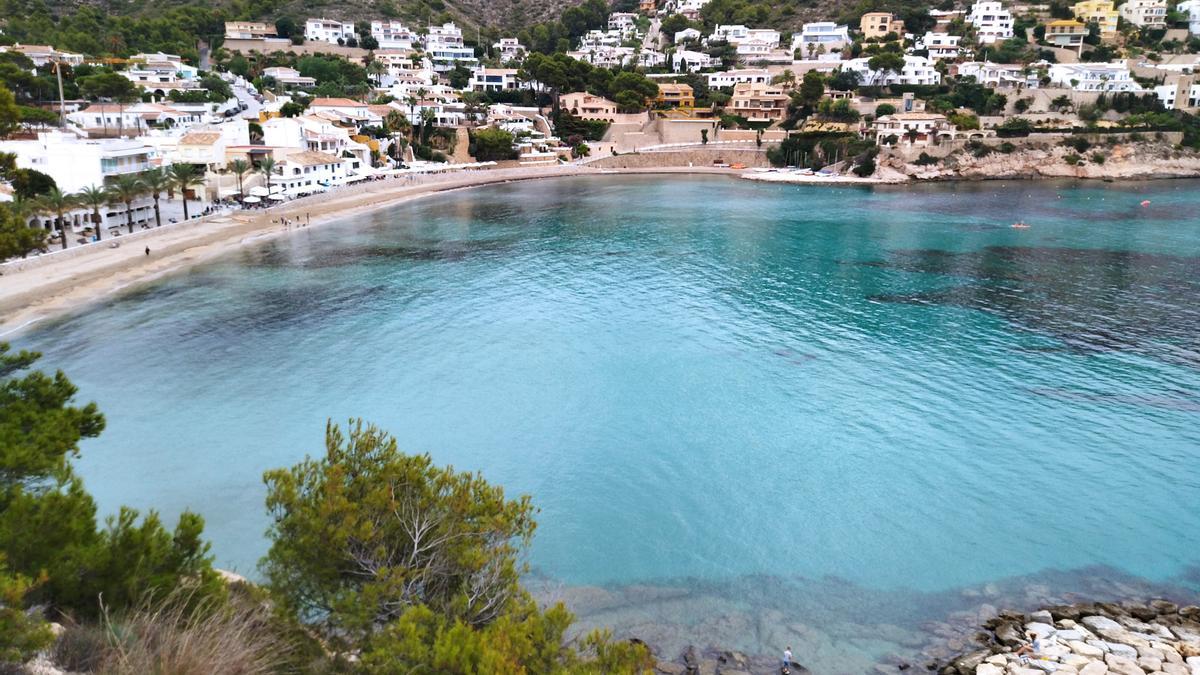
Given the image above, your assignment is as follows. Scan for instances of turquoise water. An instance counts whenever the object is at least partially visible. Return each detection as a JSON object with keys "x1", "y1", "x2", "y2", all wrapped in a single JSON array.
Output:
[{"x1": 11, "y1": 176, "x2": 1200, "y2": 670}]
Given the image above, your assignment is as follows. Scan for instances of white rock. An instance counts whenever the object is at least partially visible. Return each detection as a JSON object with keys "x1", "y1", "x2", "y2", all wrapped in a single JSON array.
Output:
[
  {"x1": 1104, "y1": 653, "x2": 1143, "y2": 675},
  {"x1": 1059, "y1": 630, "x2": 1088, "y2": 642},
  {"x1": 1106, "y1": 643, "x2": 1140, "y2": 660},
  {"x1": 1139, "y1": 655, "x2": 1164, "y2": 672},
  {"x1": 1079, "y1": 662, "x2": 1109, "y2": 675},
  {"x1": 1028, "y1": 622, "x2": 1058, "y2": 638},
  {"x1": 978, "y1": 664, "x2": 1004, "y2": 675},
  {"x1": 1080, "y1": 641, "x2": 1110, "y2": 656},
  {"x1": 1062, "y1": 655, "x2": 1093, "y2": 668},
  {"x1": 1160, "y1": 663, "x2": 1189, "y2": 675},
  {"x1": 1139, "y1": 647, "x2": 1167, "y2": 661},
  {"x1": 1083, "y1": 617, "x2": 1124, "y2": 633},
  {"x1": 988, "y1": 655, "x2": 1009, "y2": 666}
]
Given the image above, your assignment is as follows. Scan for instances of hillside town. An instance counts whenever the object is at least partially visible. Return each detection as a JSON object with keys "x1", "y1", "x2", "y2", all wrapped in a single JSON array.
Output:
[{"x1": 2, "y1": 0, "x2": 1200, "y2": 252}]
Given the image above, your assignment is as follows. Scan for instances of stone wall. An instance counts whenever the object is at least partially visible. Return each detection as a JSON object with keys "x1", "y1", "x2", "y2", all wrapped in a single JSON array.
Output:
[{"x1": 588, "y1": 148, "x2": 772, "y2": 169}]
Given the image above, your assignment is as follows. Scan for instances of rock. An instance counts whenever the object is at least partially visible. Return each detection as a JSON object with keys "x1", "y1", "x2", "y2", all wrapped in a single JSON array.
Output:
[
  {"x1": 997, "y1": 623, "x2": 1026, "y2": 647},
  {"x1": 1178, "y1": 644, "x2": 1200, "y2": 659},
  {"x1": 1105, "y1": 643, "x2": 1139, "y2": 660},
  {"x1": 1152, "y1": 601, "x2": 1180, "y2": 616},
  {"x1": 1139, "y1": 646, "x2": 1167, "y2": 661},
  {"x1": 1026, "y1": 623, "x2": 1057, "y2": 639},
  {"x1": 1069, "y1": 641, "x2": 1104, "y2": 658},
  {"x1": 1051, "y1": 606, "x2": 1087, "y2": 622},
  {"x1": 1079, "y1": 662, "x2": 1109, "y2": 675},
  {"x1": 1030, "y1": 611, "x2": 1055, "y2": 626},
  {"x1": 1084, "y1": 617, "x2": 1124, "y2": 633},
  {"x1": 683, "y1": 646, "x2": 700, "y2": 669},
  {"x1": 718, "y1": 651, "x2": 748, "y2": 669},
  {"x1": 1104, "y1": 654, "x2": 1143, "y2": 675},
  {"x1": 717, "y1": 670, "x2": 750, "y2": 675},
  {"x1": 1130, "y1": 606, "x2": 1159, "y2": 622},
  {"x1": 952, "y1": 649, "x2": 991, "y2": 674},
  {"x1": 1026, "y1": 661, "x2": 1062, "y2": 673},
  {"x1": 1059, "y1": 630, "x2": 1088, "y2": 642},
  {"x1": 977, "y1": 664, "x2": 1003, "y2": 675},
  {"x1": 1139, "y1": 656, "x2": 1163, "y2": 672},
  {"x1": 657, "y1": 662, "x2": 688, "y2": 675},
  {"x1": 1086, "y1": 641, "x2": 1112, "y2": 655},
  {"x1": 1178, "y1": 607, "x2": 1200, "y2": 621},
  {"x1": 1160, "y1": 663, "x2": 1189, "y2": 675},
  {"x1": 1158, "y1": 645, "x2": 1183, "y2": 664},
  {"x1": 697, "y1": 659, "x2": 718, "y2": 675},
  {"x1": 987, "y1": 655, "x2": 1008, "y2": 666},
  {"x1": 1061, "y1": 655, "x2": 1093, "y2": 668},
  {"x1": 1186, "y1": 656, "x2": 1200, "y2": 673}
]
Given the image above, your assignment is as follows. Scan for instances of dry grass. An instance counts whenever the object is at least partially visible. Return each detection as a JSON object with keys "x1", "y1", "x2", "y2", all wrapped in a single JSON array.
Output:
[{"x1": 92, "y1": 590, "x2": 293, "y2": 675}]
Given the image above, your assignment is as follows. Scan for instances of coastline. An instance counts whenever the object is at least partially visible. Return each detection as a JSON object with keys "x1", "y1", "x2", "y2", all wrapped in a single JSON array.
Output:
[{"x1": 0, "y1": 165, "x2": 739, "y2": 337}]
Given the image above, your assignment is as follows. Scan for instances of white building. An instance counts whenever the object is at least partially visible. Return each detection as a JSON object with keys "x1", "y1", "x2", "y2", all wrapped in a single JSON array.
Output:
[
  {"x1": 670, "y1": 0, "x2": 711, "y2": 20},
  {"x1": 371, "y1": 21, "x2": 417, "y2": 49},
  {"x1": 792, "y1": 22, "x2": 851, "y2": 54},
  {"x1": 425, "y1": 23, "x2": 478, "y2": 72},
  {"x1": 493, "y1": 38, "x2": 526, "y2": 62},
  {"x1": 707, "y1": 68, "x2": 770, "y2": 88},
  {"x1": 709, "y1": 25, "x2": 780, "y2": 48},
  {"x1": 608, "y1": 12, "x2": 639, "y2": 35},
  {"x1": 569, "y1": 46, "x2": 636, "y2": 68},
  {"x1": 674, "y1": 28, "x2": 702, "y2": 44},
  {"x1": 957, "y1": 61, "x2": 1040, "y2": 88},
  {"x1": 273, "y1": 150, "x2": 349, "y2": 191},
  {"x1": 1119, "y1": 0, "x2": 1167, "y2": 28},
  {"x1": 967, "y1": 1, "x2": 1014, "y2": 44},
  {"x1": 307, "y1": 97, "x2": 376, "y2": 126},
  {"x1": 263, "y1": 66, "x2": 316, "y2": 87},
  {"x1": 0, "y1": 131, "x2": 159, "y2": 193},
  {"x1": 305, "y1": 18, "x2": 355, "y2": 45},
  {"x1": 0, "y1": 44, "x2": 84, "y2": 68},
  {"x1": 637, "y1": 49, "x2": 667, "y2": 68},
  {"x1": 471, "y1": 68, "x2": 521, "y2": 91},
  {"x1": 1154, "y1": 81, "x2": 1200, "y2": 110},
  {"x1": 672, "y1": 49, "x2": 718, "y2": 73},
  {"x1": 1179, "y1": 0, "x2": 1200, "y2": 34},
  {"x1": 66, "y1": 103, "x2": 202, "y2": 133},
  {"x1": 843, "y1": 55, "x2": 942, "y2": 86},
  {"x1": 1047, "y1": 62, "x2": 1141, "y2": 91},
  {"x1": 917, "y1": 32, "x2": 962, "y2": 60}
]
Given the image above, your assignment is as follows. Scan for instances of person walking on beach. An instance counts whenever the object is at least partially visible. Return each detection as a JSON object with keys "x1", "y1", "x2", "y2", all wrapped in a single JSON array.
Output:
[
  {"x1": 781, "y1": 646, "x2": 793, "y2": 673},
  {"x1": 144, "y1": 246, "x2": 150, "y2": 256}
]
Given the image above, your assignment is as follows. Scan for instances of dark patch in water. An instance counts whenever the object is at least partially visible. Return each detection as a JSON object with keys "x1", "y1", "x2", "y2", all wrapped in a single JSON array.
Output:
[
  {"x1": 1028, "y1": 387, "x2": 1200, "y2": 413},
  {"x1": 868, "y1": 246, "x2": 1200, "y2": 367}
]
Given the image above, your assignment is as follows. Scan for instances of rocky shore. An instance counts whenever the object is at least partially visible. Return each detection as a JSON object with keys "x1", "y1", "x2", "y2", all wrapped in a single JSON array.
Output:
[
  {"x1": 932, "y1": 601, "x2": 1200, "y2": 675},
  {"x1": 879, "y1": 141, "x2": 1200, "y2": 182}
]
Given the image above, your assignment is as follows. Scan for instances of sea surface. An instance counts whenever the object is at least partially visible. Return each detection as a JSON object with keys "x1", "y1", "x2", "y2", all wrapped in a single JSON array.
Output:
[{"x1": 10, "y1": 176, "x2": 1200, "y2": 672}]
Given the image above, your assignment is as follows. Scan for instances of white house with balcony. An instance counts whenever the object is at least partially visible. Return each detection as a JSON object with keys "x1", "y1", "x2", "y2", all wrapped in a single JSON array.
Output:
[
  {"x1": 305, "y1": 18, "x2": 355, "y2": 45},
  {"x1": 1119, "y1": 0, "x2": 1167, "y2": 27},
  {"x1": 1154, "y1": 80, "x2": 1200, "y2": 110},
  {"x1": 707, "y1": 68, "x2": 770, "y2": 88},
  {"x1": 493, "y1": 38, "x2": 526, "y2": 62},
  {"x1": 872, "y1": 113, "x2": 960, "y2": 146},
  {"x1": 263, "y1": 66, "x2": 316, "y2": 87},
  {"x1": 792, "y1": 23, "x2": 850, "y2": 54},
  {"x1": 672, "y1": 49, "x2": 718, "y2": 73},
  {"x1": 425, "y1": 23, "x2": 478, "y2": 72},
  {"x1": 709, "y1": 25, "x2": 780, "y2": 48},
  {"x1": 371, "y1": 21, "x2": 417, "y2": 49},
  {"x1": 1047, "y1": 62, "x2": 1141, "y2": 91},
  {"x1": 675, "y1": 28, "x2": 702, "y2": 44},
  {"x1": 916, "y1": 32, "x2": 963, "y2": 60},
  {"x1": 471, "y1": 68, "x2": 521, "y2": 91},
  {"x1": 957, "y1": 61, "x2": 1041, "y2": 88},
  {"x1": 843, "y1": 55, "x2": 942, "y2": 86},
  {"x1": 0, "y1": 44, "x2": 84, "y2": 68},
  {"x1": 608, "y1": 12, "x2": 639, "y2": 35},
  {"x1": 1179, "y1": 0, "x2": 1200, "y2": 33},
  {"x1": 273, "y1": 150, "x2": 349, "y2": 191},
  {"x1": 967, "y1": 1, "x2": 1014, "y2": 44},
  {"x1": 0, "y1": 132, "x2": 159, "y2": 193}
]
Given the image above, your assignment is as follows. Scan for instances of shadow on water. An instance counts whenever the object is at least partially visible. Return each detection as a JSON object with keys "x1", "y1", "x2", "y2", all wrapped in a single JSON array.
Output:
[
  {"x1": 539, "y1": 565, "x2": 1200, "y2": 674},
  {"x1": 865, "y1": 246, "x2": 1200, "y2": 369}
]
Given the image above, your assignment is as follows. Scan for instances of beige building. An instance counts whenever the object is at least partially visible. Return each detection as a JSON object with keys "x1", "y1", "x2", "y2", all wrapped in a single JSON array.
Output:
[
  {"x1": 560, "y1": 92, "x2": 619, "y2": 122},
  {"x1": 873, "y1": 113, "x2": 958, "y2": 146},
  {"x1": 224, "y1": 22, "x2": 277, "y2": 39},
  {"x1": 655, "y1": 83, "x2": 696, "y2": 108},
  {"x1": 729, "y1": 82, "x2": 789, "y2": 124},
  {"x1": 1044, "y1": 19, "x2": 1088, "y2": 49},
  {"x1": 1073, "y1": 0, "x2": 1119, "y2": 40},
  {"x1": 860, "y1": 12, "x2": 905, "y2": 39}
]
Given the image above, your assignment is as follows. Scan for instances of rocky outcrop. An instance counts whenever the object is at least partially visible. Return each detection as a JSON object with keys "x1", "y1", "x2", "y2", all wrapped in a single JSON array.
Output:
[
  {"x1": 881, "y1": 141, "x2": 1200, "y2": 182},
  {"x1": 934, "y1": 601, "x2": 1200, "y2": 675}
]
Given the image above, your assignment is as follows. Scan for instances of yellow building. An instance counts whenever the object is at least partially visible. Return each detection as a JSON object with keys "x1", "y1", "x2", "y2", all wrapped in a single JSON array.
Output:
[
  {"x1": 1044, "y1": 19, "x2": 1088, "y2": 49},
  {"x1": 860, "y1": 12, "x2": 906, "y2": 40},
  {"x1": 655, "y1": 83, "x2": 696, "y2": 108},
  {"x1": 1072, "y1": 0, "x2": 1119, "y2": 40}
]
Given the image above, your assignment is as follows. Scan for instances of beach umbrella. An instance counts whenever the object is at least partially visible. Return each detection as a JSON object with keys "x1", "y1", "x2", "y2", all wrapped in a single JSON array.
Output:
[
  {"x1": 249, "y1": 186, "x2": 270, "y2": 197},
  {"x1": 242, "y1": 195, "x2": 262, "y2": 203},
  {"x1": 268, "y1": 194, "x2": 286, "y2": 201}
]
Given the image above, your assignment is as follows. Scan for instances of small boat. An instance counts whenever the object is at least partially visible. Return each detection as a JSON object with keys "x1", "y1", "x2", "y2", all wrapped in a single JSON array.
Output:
[
  {"x1": 1011, "y1": 221, "x2": 1030, "y2": 229},
  {"x1": 1141, "y1": 200, "x2": 1152, "y2": 207}
]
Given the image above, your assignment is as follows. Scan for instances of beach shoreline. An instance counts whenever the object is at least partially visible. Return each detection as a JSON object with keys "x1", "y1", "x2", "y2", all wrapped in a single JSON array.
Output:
[{"x1": 0, "y1": 165, "x2": 747, "y2": 337}]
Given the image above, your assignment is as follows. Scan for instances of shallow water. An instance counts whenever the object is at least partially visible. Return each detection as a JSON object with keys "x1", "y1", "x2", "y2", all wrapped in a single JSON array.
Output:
[{"x1": 12, "y1": 176, "x2": 1200, "y2": 671}]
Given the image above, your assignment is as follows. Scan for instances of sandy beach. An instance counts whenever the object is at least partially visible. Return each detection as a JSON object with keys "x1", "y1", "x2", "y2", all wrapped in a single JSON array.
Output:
[{"x1": 0, "y1": 164, "x2": 748, "y2": 336}]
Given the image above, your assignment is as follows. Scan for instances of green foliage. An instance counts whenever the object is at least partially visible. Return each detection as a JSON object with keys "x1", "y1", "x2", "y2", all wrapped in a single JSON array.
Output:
[
  {"x1": 0, "y1": 560, "x2": 53, "y2": 664},
  {"x1": 0, "y1": 344, "x2": 220, "y2": 620},
  {"x1": 1062, "y1": 135, "x2": 1092, "y2": 152},
  {"x1": 279, "y1": 101, "x2": 305, "y2": 117},
  {"x1": 875, "y1": 103, "x2": 897, "y2": 117},
  {"x1": 0, "y1": 3, "x2": 224, "y2": 60},
  {"x1": 914, "y1": 152, "x2": 940, "y2": 166},
  {"x1": 767, "y1": 131, "x2": 873, "y2": 168},
  {"x1": 0, "y1": 203, "x2": 47, "y2": 260},
  {"x1": 0, "y1": 85, "x2": 21, "y2": 137},
  {"x1": 519, "y1": 0, "x2": 609, "y2": 54},
  {"x1": 948, "y1": 112, "x2": 980, "y2": 130},
  {"x1": 816, "y1": 98, "x2": 860, "y2": 122},
  {"x1": 8, "y1": 168, "x2": 56, "y2": 200},
  {"x1": 996, "y1": 116, "x2": 1033, "y2": 137},
  {"x1": 77, "y1": 70, "x2": 139, "y2": 102},
  {"x1": 470, "y1": 128, "x2": 518, "y2": 162}
]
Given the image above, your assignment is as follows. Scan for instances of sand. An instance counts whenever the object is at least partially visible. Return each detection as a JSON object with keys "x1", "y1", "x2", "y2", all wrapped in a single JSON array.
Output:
[{"x1": 0, "y1": 165, "x2": 738, "y2": 336}]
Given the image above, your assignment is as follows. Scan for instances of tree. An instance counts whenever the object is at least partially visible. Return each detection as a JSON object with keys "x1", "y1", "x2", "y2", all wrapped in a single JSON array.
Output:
[
  {"x1": 8, "y1": 168, "x2": 56, "y2": 200},
  {"x1": 33, "y1": 188, "x2": 77, "y2": 250},
  {"x1": 0, "y1": 561, "x2": 53, "y2": 664},
  {"x1": 258, "y1": 156, "x2": 276, "y2": 193},
  {"x1": 227, "y1": 159, "x2": 251, "y2": 196},
  {"x1": 108, "y1": 173, "x2": 144, "y2": 234},
  {"x1": 469, "y1": 128, "x2": 517, "y2": 161},
  {"x1": 279, "y1": 101, "x2": 305, "y2": 117},
  {"x1": 75, "y1": 185, "x2": 108, "y2": 242},
  {"x1": 867, "y1": 52, "x2": 906, "y2": 86},
  {"x1": 0, "y1": 203, "x2": 46, "y2": 261},
  {"x1": 875, "y1": 103, "x2": 897, "y2": 117},
  {"x1": 168, "y1": 163, "x2": 204, "y2": 221},
  {"x1": 263, "y1": 421, "x2": 537, "y2": 641},
  {"x1": 0, "y1": 85, "x2": 20, "y2": 138},
  {"x1": 275, "y1": 16, "x2": 299, "y2": 39},
  {"x1": 140, "y1": 167, "x2": 173, "y2": 228},
  {"x1": 0, "y1": 344, "x2": 221, "y2": 618}
]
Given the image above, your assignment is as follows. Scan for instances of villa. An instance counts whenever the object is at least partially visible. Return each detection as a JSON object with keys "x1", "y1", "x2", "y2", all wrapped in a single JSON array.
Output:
[
  {"x1": 957, "y1": 61, "x2": 1041, "y2": 89},
  {"x1": 493, "y1": 38, "x2": 526, "y2": 62},
  {"x1": 1180, "y1": 0, "x2": 1200, "y2": 34},
  {"x1": 707, "y1": 68, "x2": 771, "y2": 88},
  {"x1": 560, "y1": 92, "x2": 619, "y2": 122},
  {"x1": 304, "y1": 18, "x2": 355, "y2": 45},
  {"x1": 1044, "y1": 20, "x2": 1088, "y2": 49},
  {"x1": 1073, "y1": 0, "x2": 1119, "y2": 41},
  {"x1": 728, "y1": 81, "x2": 789, "y2": 123},
  {"x1": 274, "y1": 150, "x2": 348, "y2": 192},
  {"x1": 1047, "y1": 62, "x2": 1141, "y2": 91},
  {"x1": 471, "y1": 68, "x2": 521, "y2": 92},
  {"x1": 425, "y1": 23, "x2": 478, "y2": 72},
  {"x1": 371, "y1": 21, "x2": 418, "y2": 50},
  {"x1": 1118, "y1": 0, "x2": 1167, "y2": 28},
  {"x1": 843, "y1": 55, "x2": 942, "y2": 86},
  {"x1": 224, "y1": 22, "x2": 276, "y2": 40},
  {"x1": 655, "y1": 83, "x2": 696, "y2": 108},
  {"x1": 675, "y1": 28, "x2": 702, "y2": 44},
  {"x1": 872, "y1": 112, "x2": 958, "y2": 146},
  {"x1": 262, "y1": 67, "x2": 316, "y2": 88},
  {"x1": 860, "y1": 12, "x2": 905, "y2": 39},
  {"x1": 793, "y1": 22, "x2": 851, "y2": 54},
  {"x1": 0, "y1": 131, "x2": 160, "y2": 193},
  {"x1": 672, "y1": 50, "x2": 718, "y2": 73},
  {"x1": 967, "y1": 0, "x2": 1015, "y2": 44},
  {"x1": 0, "y1": 44, "x2": 84, "y2": 68},
  {"x1": 917, "y1": 32, "x2": 963, "y2": 60}
]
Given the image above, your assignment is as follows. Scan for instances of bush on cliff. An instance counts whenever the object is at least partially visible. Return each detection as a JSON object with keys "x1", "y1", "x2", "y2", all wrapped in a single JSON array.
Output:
[
  {"x1": 261, "y1": 420, "x2": 653, "y2": 672},
  {"x1": 0, "y1": 343, "x2": 223, "y2": 623}
]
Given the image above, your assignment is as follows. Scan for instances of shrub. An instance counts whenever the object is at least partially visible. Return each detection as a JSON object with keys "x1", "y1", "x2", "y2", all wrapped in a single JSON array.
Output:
[
  {"x1": 1062, "y1": 136, "x2": 1092, "y2": 152},
  {"x1": 999, "y1": 142, "x2": 1016, "y2": 153},
  {"x1": 1091, "y1": 151, "x2": 1106, "y2": 164},
  {"x1": 1064, "y1": 153, "x2": 1082, "y2": 165},
  {"x1": 968, "y1": 140, "x2": 994, "y2": 157},
  {"x1": 853, "y1": 156, "x2": 876, "y2": 177},
  {"x1": 914, "y1": 152, "x2": 940, "y2": 166},
  {"x1": 875, "y1": 103, "x2": 896, "y2": 117}
]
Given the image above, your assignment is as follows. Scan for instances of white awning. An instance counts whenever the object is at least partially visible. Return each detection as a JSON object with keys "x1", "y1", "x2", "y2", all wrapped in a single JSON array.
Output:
[
  {"x1": 249, "y1": 186, "x2": 270, "y2": 196},
  {"x1": 242, "y1": 195, "x2": 261, "y2": 203}
]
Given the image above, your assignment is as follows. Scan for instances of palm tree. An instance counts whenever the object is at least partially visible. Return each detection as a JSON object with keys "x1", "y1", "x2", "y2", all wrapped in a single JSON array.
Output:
[
  {"x1": 258, "y1": 156, "x2": 277, "y2": 193},
  {"x1": 108, "y1": 173, "x2": 145, "y2": 234},
  {"x1": 35, "y1": 188, "x2": 78, "y2": 250},
  {"x1": 140, "y1": 167, "x2": 173, "y2": 228},
  {"x1": 227, "y1": 158, "x2": 251, "y2": 196},
  {"x1": 168, "y1": 163, "x2": 205, "y2": 221},
  {"x1": 76, "y1": 184, "x2": 109, "y2": 242},
  {"x1": 367, "y1": 59, "x2": 387, "y2": 86}
]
